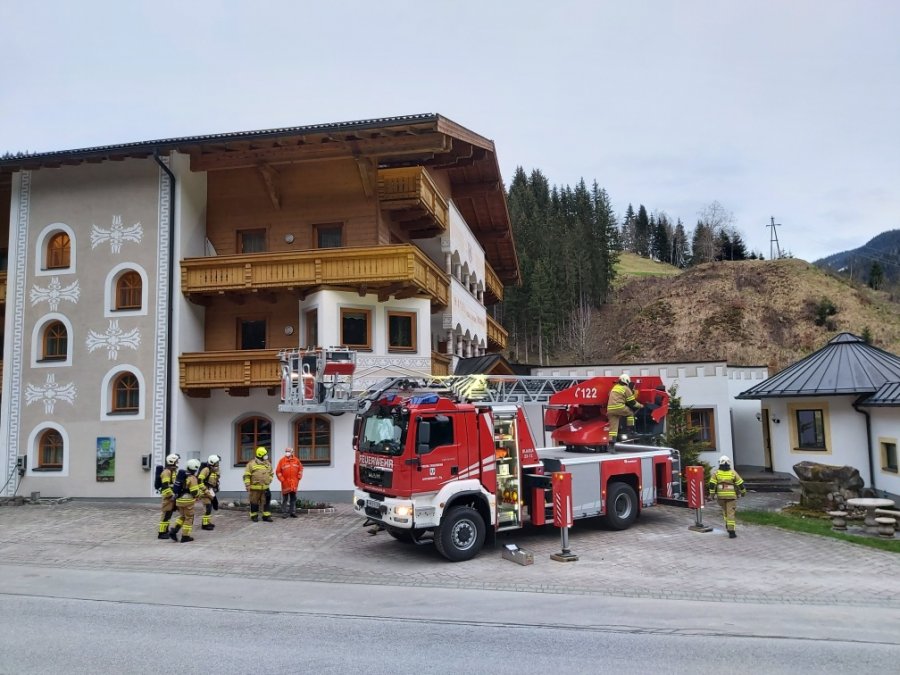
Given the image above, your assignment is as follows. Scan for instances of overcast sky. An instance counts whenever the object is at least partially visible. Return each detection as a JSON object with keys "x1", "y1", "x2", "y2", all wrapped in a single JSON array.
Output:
[{"x1": 2, "y1": 1, "x2": 898, "y2": 262}]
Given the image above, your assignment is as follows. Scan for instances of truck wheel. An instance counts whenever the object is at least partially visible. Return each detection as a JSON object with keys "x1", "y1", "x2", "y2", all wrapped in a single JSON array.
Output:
[
  {"x1": 435, "y1": 507, "x2": 485, "y2": 562},
  {"x1": 604, "y1": 482, "x2": 638, "y2": 530}
]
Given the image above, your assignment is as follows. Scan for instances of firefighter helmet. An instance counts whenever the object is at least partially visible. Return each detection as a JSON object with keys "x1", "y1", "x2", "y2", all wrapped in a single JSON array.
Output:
[
  {"x1": 255, "y1": 447, "x2": 268, "y2": 459},
  {"x1": 208, "y1": 454, "x2": 220, "y2": 465},
  {"x1": 619, "y1": 373, "x2": 631, "y2": 386},
  {"x1": 186, "y1": 459, "x2": 201, "y2": 473},
  {"x1": 719, "y1": 455, "x2": 731, "y2": 467},
  {"x1": 165, "y1": 453, "x2": 179, "y2": 466}
]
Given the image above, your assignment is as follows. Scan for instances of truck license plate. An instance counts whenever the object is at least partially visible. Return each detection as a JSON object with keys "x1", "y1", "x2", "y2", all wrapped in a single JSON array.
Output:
[{"x1": 366, "y1": 499, "x2": 381, "y2": 511}]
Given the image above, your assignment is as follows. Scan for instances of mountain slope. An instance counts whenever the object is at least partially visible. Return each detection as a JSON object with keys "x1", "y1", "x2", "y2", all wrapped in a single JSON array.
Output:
[
  {"x1": 815, "y1": 229, "x2": 900, "y2": 286},
  {"x1": 586, "y1": 258, "x2": 900, "y2": 373}
]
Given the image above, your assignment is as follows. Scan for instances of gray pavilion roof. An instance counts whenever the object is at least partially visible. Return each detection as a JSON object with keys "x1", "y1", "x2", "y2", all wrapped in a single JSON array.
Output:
[
  {"x1": 737, "y1": 332, "x2": 900, "y2": 399},
  {"x1": 857, "y1": 381, "x2": 900, "y2": 407}
]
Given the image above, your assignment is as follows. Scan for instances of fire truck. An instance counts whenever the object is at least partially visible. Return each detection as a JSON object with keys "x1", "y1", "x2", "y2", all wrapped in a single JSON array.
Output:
[{"x1": 350, "y1": 373, "x2": 679, "y2": 562}]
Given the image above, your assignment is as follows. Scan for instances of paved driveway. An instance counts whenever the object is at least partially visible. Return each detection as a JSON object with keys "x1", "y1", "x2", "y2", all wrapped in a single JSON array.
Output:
[{"x1": 0, "y1": 493, "x2": 897, "y2": 607}]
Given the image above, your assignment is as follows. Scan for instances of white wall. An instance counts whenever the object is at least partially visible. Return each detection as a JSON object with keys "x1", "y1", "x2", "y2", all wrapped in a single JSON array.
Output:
[{"x1": 867, "y1": 409, "x2": 900, "y2": 499}]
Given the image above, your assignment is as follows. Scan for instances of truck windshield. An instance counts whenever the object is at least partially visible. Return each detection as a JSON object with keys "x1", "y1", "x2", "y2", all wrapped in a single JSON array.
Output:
[{"x1": 360, "y1": 413, "x2": 407, "y2": 456}]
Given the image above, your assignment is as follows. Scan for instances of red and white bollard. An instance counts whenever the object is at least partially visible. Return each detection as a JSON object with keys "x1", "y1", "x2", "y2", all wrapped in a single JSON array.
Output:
[
  {"x1": 550, "y1": 471, "x2": 578, "y2": 562},
  {"x1": 686, "y1": 465, "x2": 712, "y2": 532}
]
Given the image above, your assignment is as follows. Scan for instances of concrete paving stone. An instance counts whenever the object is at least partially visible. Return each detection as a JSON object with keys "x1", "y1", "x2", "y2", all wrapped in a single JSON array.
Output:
[{"x1": 0, "y1": 493, "x2": 898, "y2": 608}]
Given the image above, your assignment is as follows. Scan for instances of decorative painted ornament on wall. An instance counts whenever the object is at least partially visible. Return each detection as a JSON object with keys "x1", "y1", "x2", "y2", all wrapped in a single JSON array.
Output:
[
  {"x1": 30, "y1": 276, "x2": 81, "y2": 312},
  {"x1": 86, "y1": 319, "x2": 141, "y2": 360},
  {"x1": 90, "y1": 214, "x2": 143, "y2": 254},
  {"x1": 25, "y1": 373, "x2": 78, "y2": 414}
]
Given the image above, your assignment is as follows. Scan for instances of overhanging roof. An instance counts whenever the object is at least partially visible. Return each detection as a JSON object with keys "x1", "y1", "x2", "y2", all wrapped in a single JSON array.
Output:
[
  {"x1": 858, "y1": 381, "x2": 900, "y2": 407},
  {"x1": 0, "y1": 113, "x2": 519, "y2": 284},
  {"x1": 737, "y1": 332, "x2": 900, "y2": 399}
]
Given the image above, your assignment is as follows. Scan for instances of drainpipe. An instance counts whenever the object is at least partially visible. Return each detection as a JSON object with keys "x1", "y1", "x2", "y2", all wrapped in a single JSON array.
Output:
[
  {"x1": 153, "y1": 152, "x2": 176, "y2": 458},
  {"x1": 852, "y1": 396, "x2": 877, "y2": 496}
]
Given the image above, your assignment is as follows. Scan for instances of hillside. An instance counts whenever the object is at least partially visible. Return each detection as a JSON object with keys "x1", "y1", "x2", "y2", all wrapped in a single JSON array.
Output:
[
  {"x1": 815, "y1": 229, "x2": 900, "y2": 286},
  {"x1": 584, "y1": 258, "x2": 900, "y2": 373}
]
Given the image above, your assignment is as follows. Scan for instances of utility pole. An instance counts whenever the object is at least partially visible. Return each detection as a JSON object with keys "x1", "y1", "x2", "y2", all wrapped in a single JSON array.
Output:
[{"x1": 766, "y1": 216, "x2": 782, "y2": 260}]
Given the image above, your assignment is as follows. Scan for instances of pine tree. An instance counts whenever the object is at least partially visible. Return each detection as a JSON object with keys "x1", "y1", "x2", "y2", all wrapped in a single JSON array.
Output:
[
  {"x1": 869, "y1": 262, "x2": 885, "y2": 290},
  {"x1": 635, "y1": 205, "x2": 651, "y2": 257}
]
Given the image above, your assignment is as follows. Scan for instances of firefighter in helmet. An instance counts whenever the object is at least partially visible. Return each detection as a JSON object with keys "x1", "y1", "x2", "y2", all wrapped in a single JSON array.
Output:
[
  {"x1": 243, "y1": 447, "x2": 274, "y2": 522},
  {"x1": 157, "y1": 453, "x2": 180, "y2": 539},
  {"x1": 607, "y1": 373, "x2": 642, "y2": 450},
  {"x1": 169, "y1": 458, "x2": 204, "y2": 543},
  {"x1": 198, "y1": 454, "x2": 221, "y2": 530},
  {"x1": 708, "y1": 455, "x2": 747, "y2": 538}
]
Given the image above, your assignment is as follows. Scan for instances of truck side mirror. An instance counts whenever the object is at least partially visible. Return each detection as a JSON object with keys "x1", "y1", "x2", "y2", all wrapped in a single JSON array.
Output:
[{"x1": 416, "y1": 420, "x2": 431, "y2": 454}]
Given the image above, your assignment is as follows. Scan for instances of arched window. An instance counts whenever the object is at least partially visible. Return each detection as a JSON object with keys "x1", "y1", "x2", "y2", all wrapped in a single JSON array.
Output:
[
  {"x1": 111, "y1": 372, "x2": 139, "y2": 413},
  {"x1": 39, "y1": 429, "x2": 64, "y2": 469},
  {"x1": 43, "y1": 321, "x2": 68, "y2": 360},
  {"x1": 115, "y1": 271, "x2": 142, "y2": 310},
  {"x1": 46, "y1": 232, "x2": 71, "y2": 269},
  {"x1": 294, "y1": 415, "x2": 331, "y2": 465},
  {"x1": 236, "y1": 416, "x2": 272, "y2": 465}
]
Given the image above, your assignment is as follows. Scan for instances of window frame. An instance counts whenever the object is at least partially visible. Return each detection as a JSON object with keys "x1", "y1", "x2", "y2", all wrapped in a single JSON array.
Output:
[
  {"x1": 35, "y1": 224, "x2": 77, "y2": 277},
  {"x1": 305, "y1": 308, "x2": 318, "y2": 348},
  {"x1": 787, "y1": 401, "x2": 832, "y2": 454},
  {"x1": 42, "y1": 320, "x2": 68, "y2": 361},
  {"x1": 387, "y1": 310, "x2": 417, "y2": 353},
  {"x1": 687, "y1": 407, "x2": 717, "y2": 451},
  {"x1": 294, "y1": 415, "x2": 332, "y2": 466},
  {"x1": 38, "y1": 429, "x2": 64, "y2": 470},
  {"x1": 313, "y1": 222, "x2": 343, "y2": 249},
  {"x1": 238, "y1": 317, "x2": 268, "y2": 350},
  {"x1": 46, "y1": 232, "x2": 71, "y2": 270},
  {"x1": 115, "y1": 271, "x2": 142, "y2": 311},
  {"x1": 111, "y1": 372, "x2": 140, "y2": 414},
  {"x1": 235, "y1": 416, "x2": 272, "y2": 466},
  {"x1": 340, "y1": 307, "x2": 372, "y2": 350},
  {"x1": 237, "y1": 228, "x2": 267, "y2": 254},
  {"x1": 880, "y1": 438, "x2": 898, "y2": 473}
]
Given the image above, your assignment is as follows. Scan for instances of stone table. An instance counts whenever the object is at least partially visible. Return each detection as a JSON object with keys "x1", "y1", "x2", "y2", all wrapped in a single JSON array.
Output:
[{"x1": 846, "y1": 497, "x2": 896, "y2": 534}]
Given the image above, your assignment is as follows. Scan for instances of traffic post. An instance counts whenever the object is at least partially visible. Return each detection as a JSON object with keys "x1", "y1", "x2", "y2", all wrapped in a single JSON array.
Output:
[
  {"x1": 686, "y1": 465, "x2": 712, "y2": 532},
  {"x1": 550, "y1": 471, "x2": 578, "y2": 562}
]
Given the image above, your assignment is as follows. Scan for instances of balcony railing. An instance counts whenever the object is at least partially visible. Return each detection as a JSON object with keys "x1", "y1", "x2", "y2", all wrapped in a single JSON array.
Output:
[
  {"x1": 179, "y1": 350, "x2": 281, "y2": 394},
  {"x1": 486, "y1": 314, "x2": 508, "y2": 351},
  {"x1": 181, "y1": 244, "x2": 449, "y2": 307},
  {"x1": 431, "y1": 351, "x2": 452, "y2": 376},
  {"x1": 484, "y1": 261, "x2": 503, "y2": 303},
  {"x1": 378, "y1": 167, "x2": 449, "y2": 235}
]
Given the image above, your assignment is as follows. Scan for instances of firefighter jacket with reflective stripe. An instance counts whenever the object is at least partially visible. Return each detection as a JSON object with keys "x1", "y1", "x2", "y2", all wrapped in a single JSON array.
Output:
[
  {"x1": 160, "y1": 467, "x2": 177, "y2": 498},
  {"x1": 244, "y1": 460, "x2": 273, "y2": 490},
  {"x1": 198, "y1": 466, "x2": 220, "y2": 490},
  {"x1": 708, "y1": 469, "x2": 745, "y2": 499},
  {"x1": 608, "y1": 383, "x2": 642, "y2": 414},
  {"x1": 176, "y1": 474, "x2": 203, "y2": 503}
]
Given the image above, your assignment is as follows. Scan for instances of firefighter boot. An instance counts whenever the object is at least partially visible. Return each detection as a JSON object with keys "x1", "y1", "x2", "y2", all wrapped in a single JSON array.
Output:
[
  {"x1": 169, "y1": 525, "x2": 181, "y2": 542},
  {"x1": 201, "y1": 523, "x2": 214, "y2": 530},
  {"x1": 180, "y1": 535, "x2": 194, "y2": 543},
  {"x1": 262, "y1": 515, "x2": 274, "y2": 522},
  {"x1": 728, "y1": 530, "x2": 737, "y2": 539},
  {"x1": 157, "y1": 531, "x2": 170, "y2": 539}
]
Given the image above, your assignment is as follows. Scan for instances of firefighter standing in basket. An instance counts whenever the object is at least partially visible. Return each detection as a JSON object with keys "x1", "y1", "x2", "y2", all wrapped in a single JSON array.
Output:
[
  {"x1": 244, "y1": 447, "x2": 274, "y2": 522},
  {"x1": 157, "y1": 453, "x2": 180, "y2": 539},
  {"x1": 198, "y1": 454, "x2": 221, "y2": 531},
  {"x1": 607, "y1": 373, "x2": 642, "y2": 450},
  {"x1": 169, "y1": 458, "x2": 204, "y2": 543},
  {"x1": 708, "y1": 455, "x2": 747, "y2": 538}
]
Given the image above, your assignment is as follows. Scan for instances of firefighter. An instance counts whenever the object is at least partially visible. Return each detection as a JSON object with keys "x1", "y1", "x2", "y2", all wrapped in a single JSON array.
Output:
[
  {"x1": 276, "y1": 447, "x2": 304, "y2": 518},
  {"x1": 169, "y1": 458, "x2": 204, "y2": 543},
  {"x1": 198, "y1": 454, "x2": 221, "y2": 530},
  {"x1": 708, "y1": 455, "x2": 747, "y2": 538},
  {"x1": 244, "y1": 447, "x2": 274, "y2": 522},
  {"x1": 607, "y1": 373, "x2": 642, "y2": 450},
  {"x1": 157, "y1": 453, "x2": 180, "y2": 539}
]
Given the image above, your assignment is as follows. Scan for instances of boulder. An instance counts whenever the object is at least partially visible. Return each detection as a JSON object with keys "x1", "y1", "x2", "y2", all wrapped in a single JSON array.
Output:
[{"x1": 793, "y1": 461, "x2": 864, "y2": 510}]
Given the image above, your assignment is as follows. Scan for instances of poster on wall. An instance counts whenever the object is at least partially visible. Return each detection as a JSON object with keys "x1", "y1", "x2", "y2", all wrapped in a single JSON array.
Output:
[{"x1": 96, "y1": 437, "x2": 116, "y2": 482}]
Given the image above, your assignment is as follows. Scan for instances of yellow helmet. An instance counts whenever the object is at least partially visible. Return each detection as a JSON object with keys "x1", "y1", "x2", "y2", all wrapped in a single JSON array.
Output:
[{"x1": 255, "y1": 447, "x2": 268, "y2": 459}]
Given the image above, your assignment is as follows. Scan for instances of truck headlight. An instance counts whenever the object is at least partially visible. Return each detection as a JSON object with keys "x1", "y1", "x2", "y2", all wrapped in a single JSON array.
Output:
[{"x1": 394, "y1": 505, "x2": 413, "y2": 517}]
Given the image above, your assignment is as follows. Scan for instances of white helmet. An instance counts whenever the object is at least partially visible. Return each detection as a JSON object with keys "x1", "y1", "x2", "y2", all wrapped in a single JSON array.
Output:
[
  {"x1": 165, "y1": 453, "x2": 179, "y2": 466},
  {"x1": 619, "y1": 373, "x2": 631, "y2": 386},
  {"x1": 719, "y1": 455, "x2": 731, "y2": 467},
  {"x1": 208, "y1": 454, "x2": 220, "y2": 465},
  {"x1": 186, "y1": 458, "x2": 201, "y2": 472}
]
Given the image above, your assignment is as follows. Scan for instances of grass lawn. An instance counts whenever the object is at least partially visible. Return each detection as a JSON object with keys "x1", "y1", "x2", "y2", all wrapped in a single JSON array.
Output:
[{"x1": 739, "y1": 509, "x2": 900, "y2": 553}]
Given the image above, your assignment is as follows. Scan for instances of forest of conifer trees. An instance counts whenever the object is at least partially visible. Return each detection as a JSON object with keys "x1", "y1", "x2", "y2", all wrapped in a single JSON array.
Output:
[{"x1": 498, "y1": 168, "x2": 763, "y2": 364}]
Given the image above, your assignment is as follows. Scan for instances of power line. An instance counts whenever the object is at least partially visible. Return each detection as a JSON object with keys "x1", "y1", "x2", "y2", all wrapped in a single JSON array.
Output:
[{"x1": 766, "y1": 217, "x2": 782, "y2": 260}]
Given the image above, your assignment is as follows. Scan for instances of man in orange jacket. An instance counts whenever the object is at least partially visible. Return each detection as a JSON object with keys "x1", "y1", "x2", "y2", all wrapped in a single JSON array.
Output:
[{"x1": 276, "y1": 447, "x2": 304, "y2": 518}]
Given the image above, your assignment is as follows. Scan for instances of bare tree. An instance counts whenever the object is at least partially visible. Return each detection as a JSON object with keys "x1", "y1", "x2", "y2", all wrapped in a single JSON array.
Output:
[
  {"x1": 695, "y1": 201, "x2": 735, "y2": 263},
  {"x1": 562, "y1": 294, "x2": 596, "y2": 363}
]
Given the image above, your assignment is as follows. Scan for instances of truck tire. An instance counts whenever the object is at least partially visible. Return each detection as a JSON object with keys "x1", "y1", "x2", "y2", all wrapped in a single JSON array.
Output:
[
  {"x1": 435, "y1": 506, "x2": 485, "y2": 562},
  {"x1": 604, "y1": 482, "x2": 638, "y2": 530}
]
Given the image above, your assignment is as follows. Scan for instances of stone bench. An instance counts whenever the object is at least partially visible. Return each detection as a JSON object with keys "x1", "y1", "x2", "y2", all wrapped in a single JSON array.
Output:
[
  {"x1": 874, "y1": 517, "x2": 897, "y2": 538},
  {"x1": 826, "y1": 510, "x2": 848, "y2": 531},
  {"x1": 875, "y1": 508, "x2": 899, "y2": 519}
]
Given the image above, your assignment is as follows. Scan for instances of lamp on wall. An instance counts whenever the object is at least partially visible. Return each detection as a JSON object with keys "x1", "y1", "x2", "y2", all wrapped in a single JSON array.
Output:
[
  {"x1": 755, "y1": 412, "x2": 761, "y2": 421},
  {"x1": 772, "y1": 417, "x2": 781, "y2": 424},
  {"x1": 284, "y1": 325, "x2": 295, "y2": 336}
]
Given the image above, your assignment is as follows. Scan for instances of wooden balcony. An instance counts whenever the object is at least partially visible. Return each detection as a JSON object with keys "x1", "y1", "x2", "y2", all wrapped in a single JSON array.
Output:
[
  {"x1": 431, "y1": 351, "x2": 452, "y2": 376},
  {"x1": 179, "y1": 349, "x2": 281, "y2": 396},
  {"x1": 378, "y1": 167, "x2": 449, "y2": 237},
  {"x1": 486, "y1": 314, "x2": 508, "y2": 351},
  {"x1": 181, "y1": 244, "x2": 449, "y2": 307},
  {"x1": 484, "y1": 261, "x2": 503, "y2": 304}
]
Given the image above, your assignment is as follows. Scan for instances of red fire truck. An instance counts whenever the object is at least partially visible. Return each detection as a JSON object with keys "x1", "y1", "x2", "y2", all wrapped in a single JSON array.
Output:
[{"x1": 351, "y1": 374, "x2": 679, "y2": 561}]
